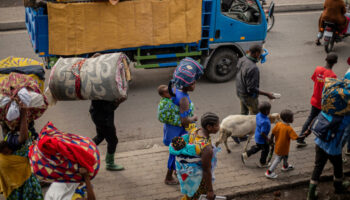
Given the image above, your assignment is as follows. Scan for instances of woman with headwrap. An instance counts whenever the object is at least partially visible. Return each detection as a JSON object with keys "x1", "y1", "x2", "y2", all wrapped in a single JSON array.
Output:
[{"x1": 163, "y1": 58, "x2": 204, "y2": 185}]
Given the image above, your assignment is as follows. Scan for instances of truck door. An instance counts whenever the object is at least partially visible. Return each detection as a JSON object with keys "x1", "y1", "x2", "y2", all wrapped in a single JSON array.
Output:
[{"x1": 214, "y1": 0, "x2": 267, "y2": 49}]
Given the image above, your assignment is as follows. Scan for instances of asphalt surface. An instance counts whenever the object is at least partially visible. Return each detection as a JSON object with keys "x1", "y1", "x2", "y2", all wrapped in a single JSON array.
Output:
[{"x1": 0, "y1": 11, "x2": 350, "y2": 152}]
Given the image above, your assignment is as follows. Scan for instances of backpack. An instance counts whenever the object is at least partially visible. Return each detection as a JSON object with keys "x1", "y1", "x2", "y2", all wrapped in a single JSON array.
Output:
[{"x1": 311, "y1": 112, "x2": 344, "y2": 143}]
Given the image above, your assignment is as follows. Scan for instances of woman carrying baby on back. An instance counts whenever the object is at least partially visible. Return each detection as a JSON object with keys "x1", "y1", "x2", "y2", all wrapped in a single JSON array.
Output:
[{"x1": 170, "y1": 112, "x2": 220, "y2": 200}]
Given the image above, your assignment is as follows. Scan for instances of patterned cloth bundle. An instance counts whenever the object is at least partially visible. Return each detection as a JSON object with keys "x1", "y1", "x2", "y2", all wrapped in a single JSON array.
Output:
[
  {"x1": 0, "y1": 56, "x2": 45, "y2": 92},
  {"x1": 0, "y1": 73, "x2": 48, "y2": 130},
  {"x1": 29, "y1": 122, "x2": 100, "y2": 182},
  {"x1": 49, "y1": 53, "x2": 130, "y2": 101},
  {"x1": 322, "y1": 77, "x2": 350, "y2": 116},
  {"x1": 171, "y1": 57, "x2": 204, "y2": 89}
]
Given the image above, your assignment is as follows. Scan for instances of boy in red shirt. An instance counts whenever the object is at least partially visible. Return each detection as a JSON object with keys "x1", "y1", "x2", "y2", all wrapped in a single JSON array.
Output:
[{"x1": 297, "y1": 53, "x2": 338, "y2": 146}]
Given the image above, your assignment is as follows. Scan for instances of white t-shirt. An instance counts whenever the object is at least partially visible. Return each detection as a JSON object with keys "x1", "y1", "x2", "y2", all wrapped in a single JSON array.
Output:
[{"x1": 45, "y1": 182, "x2": 80, "y2": 200}]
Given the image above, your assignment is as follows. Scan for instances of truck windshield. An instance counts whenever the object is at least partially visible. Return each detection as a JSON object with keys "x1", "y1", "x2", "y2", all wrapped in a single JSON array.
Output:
[{"x1": 221, "y1": 0, "x2": 261, "y2": 24}]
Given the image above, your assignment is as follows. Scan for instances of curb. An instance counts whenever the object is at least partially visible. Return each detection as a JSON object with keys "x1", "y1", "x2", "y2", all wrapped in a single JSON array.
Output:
[
  {"x1": 0, "y1": 21, "x2": 26, "y2": 31},
  {"x1": 0, "y1": 3, "x2": 323, "y2": 32},
  {"x1": 275, "y1": 3, "x2": 323, "y2": 13},
  {"x1": 226, "y1": 170, "x2": 350, "y2": 199}
]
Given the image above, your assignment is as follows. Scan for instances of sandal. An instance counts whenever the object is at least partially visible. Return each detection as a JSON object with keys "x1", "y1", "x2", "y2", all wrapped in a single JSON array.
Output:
[{"x1": 165, "y1": 179, "x2": 179, "y2": 185}]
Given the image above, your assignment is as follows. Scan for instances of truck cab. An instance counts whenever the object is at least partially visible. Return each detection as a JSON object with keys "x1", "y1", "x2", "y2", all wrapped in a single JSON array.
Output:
[{"x1": 203, "y1": 0, "x2": 267, "y2": 82}]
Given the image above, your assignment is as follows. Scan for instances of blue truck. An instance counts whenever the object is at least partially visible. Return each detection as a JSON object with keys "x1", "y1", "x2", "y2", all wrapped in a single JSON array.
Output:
[{"x1": 25, "y1": 0, "x2": 268, "y2": 82}]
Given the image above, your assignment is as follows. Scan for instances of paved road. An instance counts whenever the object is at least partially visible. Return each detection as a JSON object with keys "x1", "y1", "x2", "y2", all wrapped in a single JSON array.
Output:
[
  {"x1": 0, "y1": 11, "x2": 350, "y2": 153},
  {"x1": 1, "y1": 9, "x2": 350, "y2": 200}
]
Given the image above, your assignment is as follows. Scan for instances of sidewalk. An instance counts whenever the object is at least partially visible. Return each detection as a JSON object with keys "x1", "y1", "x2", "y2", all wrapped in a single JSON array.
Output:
[
  {"x1": 0, "y1": 0, "x2": 324, "y2": 31},
  {"x1": 90, "y1": 126, "x2": 350, "y2": 200}
]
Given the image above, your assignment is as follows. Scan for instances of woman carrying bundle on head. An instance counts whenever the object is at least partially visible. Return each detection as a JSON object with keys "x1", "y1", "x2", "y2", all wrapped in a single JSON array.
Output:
[
  {"x1": 0, "y1": 103, "x2": 43, "y2": 200},
  {"x1": 159, "y1": 57, "x2": 203, "y2": 185}
]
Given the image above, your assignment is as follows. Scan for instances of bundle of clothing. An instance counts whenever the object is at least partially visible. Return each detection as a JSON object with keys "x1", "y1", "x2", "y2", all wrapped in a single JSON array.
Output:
[
  {"x1": 0, "y1": 56, "x2": 45, "y2": 92},
  {"x1": 29, "y1": 122, "x2": 100, "y2": 182},
  {"x1": 171, "y1": 57, "x2": 204, "y2": 90},
  {"x1": 49, "y1": 53, "x2": 130, "y2": 101},
  {"x1": 0, "y1": 72, "x2": 48, "y2": 130},
  {"x1": 321, "y1": 74, "x2": 350, "y2": 116}
]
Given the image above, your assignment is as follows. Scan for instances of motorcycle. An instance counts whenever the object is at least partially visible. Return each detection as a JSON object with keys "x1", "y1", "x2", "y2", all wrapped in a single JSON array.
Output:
[
  {"x1": 323, "y1": 21, "x2": 349, "y2": 53},
  {"x1": 261, "y1": 0, "x2": 275, "y2": 32},
  {"x1": 265, "y1": 1, "x2": 275, "y2": 32}
]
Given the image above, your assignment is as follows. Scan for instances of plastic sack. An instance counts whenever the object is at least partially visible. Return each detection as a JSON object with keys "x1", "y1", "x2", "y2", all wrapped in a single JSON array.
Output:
[
  {"x1": 0, "y1": 95, "x2": 10, "y2": 108},
  {"x1": 29, "y1": 122, "x2": 100, "y2": 183},
  {"x1": 28, "y1": 91, "x2": 45, "y2": 107},
  {"x1": 17, "y1": 88, "x2": 31, "y2": 107},
  {"x1": 6, "y1": 101, "x2": 20, "y2": 121}
]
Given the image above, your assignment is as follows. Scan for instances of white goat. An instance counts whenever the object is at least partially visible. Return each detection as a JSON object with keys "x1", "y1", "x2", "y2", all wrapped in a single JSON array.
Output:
[{"x1": 215, "y1": 113, "x2": 280, "y2": 153}]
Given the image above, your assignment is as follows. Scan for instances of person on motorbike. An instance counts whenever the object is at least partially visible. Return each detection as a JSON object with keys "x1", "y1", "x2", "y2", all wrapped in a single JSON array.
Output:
[{"x1": 316, "y1": 0, "x2": 348, "y2": 45}]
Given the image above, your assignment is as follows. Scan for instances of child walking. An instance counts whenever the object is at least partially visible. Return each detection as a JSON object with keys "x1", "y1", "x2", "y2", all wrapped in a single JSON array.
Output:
[
  {"x1": 241, "y1": 101, "x2": 272, "y2": 167},
  {"x1": 265, "y1": 109, "x2": 305, "y2": 179},
  {"x1": 297, "y1": 53, "x2": 337, "y2": 146},
  {"x1": 157, "y1": 85, "x2": 178, "y2": 184}
]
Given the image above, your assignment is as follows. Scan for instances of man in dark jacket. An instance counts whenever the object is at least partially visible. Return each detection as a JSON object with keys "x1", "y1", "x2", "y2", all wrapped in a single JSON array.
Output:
[{"x1": 236, "y1": 44, "x2": 275, "y2": 115}]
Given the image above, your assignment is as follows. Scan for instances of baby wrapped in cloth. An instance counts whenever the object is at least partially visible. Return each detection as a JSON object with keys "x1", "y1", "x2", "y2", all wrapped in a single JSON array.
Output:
[{"x1": 169, "y1": 134, "x2": 219, "y2": 198}]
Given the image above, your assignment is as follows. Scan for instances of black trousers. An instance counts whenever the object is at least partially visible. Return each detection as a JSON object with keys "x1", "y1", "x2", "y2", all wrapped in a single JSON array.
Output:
[
  {"x1": 90, "y1": 100, "x2": 119, "y2": 154},
  {"x1": 247, "y1": 143, "x2": 269, "y2": 164},
  {"x1": 299, "y1": 106, "x2": 321, "y2": 141},
  {"x1": 311, "y1": 145, "x2": 343, "y2": 182}
]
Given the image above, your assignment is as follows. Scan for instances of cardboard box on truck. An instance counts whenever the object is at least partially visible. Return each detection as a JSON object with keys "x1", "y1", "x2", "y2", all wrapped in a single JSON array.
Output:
[{"x1": 47, "y1": 0, "x2": 202, "y2": 55}]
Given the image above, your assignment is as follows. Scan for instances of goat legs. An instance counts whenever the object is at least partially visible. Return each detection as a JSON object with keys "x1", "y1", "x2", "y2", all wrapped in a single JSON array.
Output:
[
  {"x1": 224, "y1": 137, "x2": 231, "y2": 153},
  {"x1": 243, "y1": 134, "x2": 252, "y2": 152},
  {"x1": 216, "y1": 130, "x2": 232, "y2": 153}
]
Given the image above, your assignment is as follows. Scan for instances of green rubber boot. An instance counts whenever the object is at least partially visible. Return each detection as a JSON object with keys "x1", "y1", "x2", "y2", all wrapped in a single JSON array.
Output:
[
  {"x1": 105, "y1": 153, "x2": 124, "y2": 171},
  {"x1": 307, "y1": 183, "x2": 317, "y2": 200}
]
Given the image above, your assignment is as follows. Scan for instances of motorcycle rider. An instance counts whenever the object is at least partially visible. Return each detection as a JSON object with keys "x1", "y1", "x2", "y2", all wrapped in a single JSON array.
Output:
[{"x1": 316, "y1": 0, "x2": 348, "y2": 45}]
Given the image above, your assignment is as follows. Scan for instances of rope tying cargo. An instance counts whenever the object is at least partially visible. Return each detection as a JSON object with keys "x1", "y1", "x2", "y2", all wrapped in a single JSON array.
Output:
[{"x1": 71, "y1": 59, "x2": 86, "y2": 100}]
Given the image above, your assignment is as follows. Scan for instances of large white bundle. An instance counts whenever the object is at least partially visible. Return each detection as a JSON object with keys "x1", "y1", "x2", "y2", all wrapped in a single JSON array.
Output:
[{"x1": 49, "y1": 53, "x2": 130, "y2": 101}]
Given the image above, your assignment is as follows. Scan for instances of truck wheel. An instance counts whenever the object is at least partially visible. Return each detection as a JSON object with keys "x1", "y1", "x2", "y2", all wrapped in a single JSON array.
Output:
[{"x1": 206, "y1": 48, "x2": 238, "y2": 83}]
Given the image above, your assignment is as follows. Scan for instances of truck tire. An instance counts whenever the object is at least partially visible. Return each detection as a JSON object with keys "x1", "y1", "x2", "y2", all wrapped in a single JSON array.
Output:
[{"x1": 206, "y1": 48, "x2": 238, "y2": 83}]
